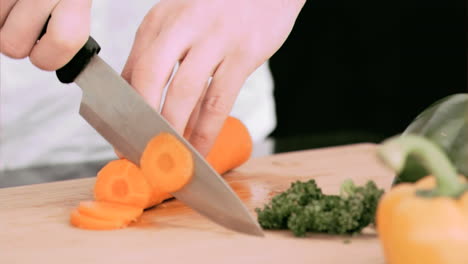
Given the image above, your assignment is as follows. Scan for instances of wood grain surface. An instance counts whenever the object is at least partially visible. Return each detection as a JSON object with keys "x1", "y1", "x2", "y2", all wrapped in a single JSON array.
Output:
[{"x1": 0, "y1": 143, "x2": 394, "y2": 264}]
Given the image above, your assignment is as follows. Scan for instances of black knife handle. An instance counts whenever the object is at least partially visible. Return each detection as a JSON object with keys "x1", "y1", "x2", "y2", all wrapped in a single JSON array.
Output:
[{"x1": 38, "y1": 16, "x2": 101, "y2": 83}]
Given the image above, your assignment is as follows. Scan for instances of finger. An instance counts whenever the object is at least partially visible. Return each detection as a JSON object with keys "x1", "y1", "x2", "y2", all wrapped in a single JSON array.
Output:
[
  {"x1": 189, "y1": 58, "x2": 250, "y2": 156},
  {"x1": 0, "y1": 0, "x2": 19, "y2": 28},
  {"x1": 0, "y1": 0, "x2": 59, "y2": 59},
  {"x1": 161, "y1": 42, "x2": 225, "y2": 136},
  {"x1": 183, "y1": 79, "x2": 210, "y2": 139},
  {"x1": 29, "y1": 0, "x2": 91, "y2": 70},
  {"x1": 129, "y1": 29, "x2": 190, "y2": 111},
  {"x1": 121, "y1": 5, "x2": 165, "y2": 83},
  {"x1": 118, "y1": 6, "x2": 167, "y2": 161}
]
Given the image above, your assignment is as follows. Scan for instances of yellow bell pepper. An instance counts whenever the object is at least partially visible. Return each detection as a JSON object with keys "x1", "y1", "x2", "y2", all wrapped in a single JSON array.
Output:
[{"x1": 376, "y1": 135, "x2": 468, "y2": 264}]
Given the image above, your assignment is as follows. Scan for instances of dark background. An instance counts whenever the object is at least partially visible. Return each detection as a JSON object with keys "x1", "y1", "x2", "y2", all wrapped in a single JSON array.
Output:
[{"x1": 269, "y1": 0, "x2": 467, "y2": 151}]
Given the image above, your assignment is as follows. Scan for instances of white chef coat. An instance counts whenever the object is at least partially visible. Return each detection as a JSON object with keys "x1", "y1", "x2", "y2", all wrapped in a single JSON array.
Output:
[{"x1": 0, "y1": 1, "x2": 276, "y2": 170}]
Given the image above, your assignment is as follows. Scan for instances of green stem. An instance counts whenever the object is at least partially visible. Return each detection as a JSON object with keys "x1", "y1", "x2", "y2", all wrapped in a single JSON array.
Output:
[
  {"x1": 339, "y1": 179, "x2": 356, "y2": 198},
  {"x1": 377, "y1": 134, "x2": 465, "y2": 197}
]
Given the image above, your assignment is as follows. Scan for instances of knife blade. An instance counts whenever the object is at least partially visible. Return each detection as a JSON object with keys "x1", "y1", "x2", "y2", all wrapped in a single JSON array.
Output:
[
  {"x1": 41, "y1": 23, "x2": 263, "y2": 236},
  {"x1": 77, "y1": 55, "x2": 263, "y2": 236}
]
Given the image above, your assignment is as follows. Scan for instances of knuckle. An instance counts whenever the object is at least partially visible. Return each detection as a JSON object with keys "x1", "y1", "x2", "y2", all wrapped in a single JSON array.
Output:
[
  {"x1": 170, "y1": 78, "x2": 196, "y2": 98},
  {"x1": 147, "y1": 7, "x2": 161, "y2": 25},
  {"x1": 29, "y1": 55, "x2": 54, "y2": 71},
  {"x1": 135, "y1": 21, "x2": 149, "y2": 39},
  {"x1": 50, "y1": 32, "x2": 87, "y2": 53},
  {"x1": 202, "y1": 95, "x2": 230, "y2": 116},
  {"x1": 237, "y1": 41, "x2": 260, "y2": 61},
  {"x1": 138, "y1": 6, "x2": 161, "y2": 36},
  {"x1": 0, "y1": 36, "x2": 30, "y2": 58},
  {"x1": 190, "y1": 130, "x2": 212, "y2": 147}
]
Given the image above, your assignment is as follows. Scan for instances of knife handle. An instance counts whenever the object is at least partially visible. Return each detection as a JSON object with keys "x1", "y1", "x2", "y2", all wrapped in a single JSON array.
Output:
[{"x1": 39, "y1": 16, "x2": 101, "y2": 84}]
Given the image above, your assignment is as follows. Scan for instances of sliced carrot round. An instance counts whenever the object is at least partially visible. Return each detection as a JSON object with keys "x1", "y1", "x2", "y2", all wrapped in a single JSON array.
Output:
[
  {"x1": 77, "y1": 201, "x2": 143, "y2": 223},
  {"x1": 94, "y1": 159, "x2": 153, "y2": 208},
  {"x1": 70, "y1": 209, "x2": 127, "y2": 230},
  {"x1": 141, "y1": 132, "x2": 194, "y2": 193}
]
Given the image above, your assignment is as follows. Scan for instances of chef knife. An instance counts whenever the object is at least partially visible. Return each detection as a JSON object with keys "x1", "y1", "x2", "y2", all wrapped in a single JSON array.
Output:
[{"x1": 39, "y1": 20, "x2": 264, "y2": 237}]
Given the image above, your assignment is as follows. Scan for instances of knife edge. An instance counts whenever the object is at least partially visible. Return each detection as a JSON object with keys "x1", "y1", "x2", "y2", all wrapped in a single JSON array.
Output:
[{"x1": 74, "y1": 55, "x2": 264, "y2": 236}]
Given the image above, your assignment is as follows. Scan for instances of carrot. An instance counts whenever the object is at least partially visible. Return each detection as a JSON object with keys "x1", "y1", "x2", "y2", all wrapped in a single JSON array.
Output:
[
  {"x1": 70, "y1": 209, "x2": 127, "y2": 230},
  {"x1": 141, "y1": 116, "x2": 252, "y2": 194},
  {"x1": 77, "y1": 201, "x2": 143, "y2": 223},
  {"x1": 94, "y1": 159, "x2": 153, "y2": 208},
  {"x1": 141, "y1": 132, "x2": 195, "y2": 193},
  {"x1": 146, "y1": 186, "x2": 173, "y2": 208},
  {"x1": 71, "y1": 116, "x2": 253, "y2": 231},
  {"x1": 205, "y1": 116, "x2": 253, "y2": 175}
]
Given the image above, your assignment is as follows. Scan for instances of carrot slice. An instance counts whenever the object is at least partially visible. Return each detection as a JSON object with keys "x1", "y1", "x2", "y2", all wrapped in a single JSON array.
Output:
[
  {"x1": 94, "y1": 159, "x2": 153, "y2": 208},
  {"x1": 206, "y1": 116, "x2": 253, "y2": 174},
  {"x1": 140, "y1": 117, "x2": 252, "y2": 194},
  {"x1": 77, "y1": 201, "x2": 143, "y2": 223},
  {"x1": 70, "y1": 209, "x2": 127, "y2": 230},
  {"x1": 70, "y1": 116, "x2": 255, "y2": 231},
  {"x1": 141, "y1": 132, "x2": 194, "y2": 193}
]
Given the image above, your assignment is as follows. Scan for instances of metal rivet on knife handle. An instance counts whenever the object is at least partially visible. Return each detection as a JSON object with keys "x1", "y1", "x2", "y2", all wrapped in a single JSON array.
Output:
[{"x1": 39, "y1": 15, "x2": 101, "y2": 84}]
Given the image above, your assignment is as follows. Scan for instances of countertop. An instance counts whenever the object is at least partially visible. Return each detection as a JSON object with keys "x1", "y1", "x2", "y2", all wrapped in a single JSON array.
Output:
[
  {"x1": 0, "y1": 142, "x2": 394, "y2": 264},
  {"x1": 0, "y1": 132, "x2": 386, "y2": 188}
]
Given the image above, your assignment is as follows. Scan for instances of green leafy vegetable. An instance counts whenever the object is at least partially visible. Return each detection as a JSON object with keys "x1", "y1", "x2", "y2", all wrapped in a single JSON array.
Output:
[{"x1": 255, "y1": 179, "x2": 384, "y2": 237}]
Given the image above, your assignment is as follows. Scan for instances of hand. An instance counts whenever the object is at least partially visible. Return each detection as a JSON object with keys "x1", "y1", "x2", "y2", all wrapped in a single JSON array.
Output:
[
  {"x1": 0, "y1": 0, "x2": 91, "y2": 70},
  {"x1": 122, "y1": 0, "x2": 306, "y2": 156}
]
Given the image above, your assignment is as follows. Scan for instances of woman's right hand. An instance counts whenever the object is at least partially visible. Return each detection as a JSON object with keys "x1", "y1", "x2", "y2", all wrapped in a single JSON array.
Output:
[{"x1": 0, "y1": 0, "x2": 92, "y2": 71}]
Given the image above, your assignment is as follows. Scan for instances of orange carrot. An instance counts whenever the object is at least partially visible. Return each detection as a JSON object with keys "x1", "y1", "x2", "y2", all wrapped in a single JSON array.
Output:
[
  {"x1": 70, "y1": 209, "x2": 127, "y2": 230},
  {"x1": 146, "y1": 186, "x2": 173, "y2": 208},
  {"x1": 71, "y1": 116, "x2": 253, "y2": 231},
  {"x1": 141, "y1": 132, "x2": 194, "y2": 193},
  {"x1": 94, "y1": 159, "x2": 153, "y2": 208},
  {"x1": 77, "y1": 201, "x2": 143, "y2": 223},
  {"x1": 141, "y1": 116, "x2": 252, "y2": 194},
  {"x1": 206, "y1": 116, "x2": 253, "y2": 174}
]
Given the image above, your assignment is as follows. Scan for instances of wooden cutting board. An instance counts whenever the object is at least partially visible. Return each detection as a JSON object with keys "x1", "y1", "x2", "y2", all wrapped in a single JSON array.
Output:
[{"x1": 0, "y1": 143, "x2": 394, "y2": 264}]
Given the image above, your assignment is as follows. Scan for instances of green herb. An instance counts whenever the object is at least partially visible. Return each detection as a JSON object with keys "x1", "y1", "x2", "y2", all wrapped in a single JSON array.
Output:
[{"x1": 255, "y1": 179, "x2": 384, "y2": 237}]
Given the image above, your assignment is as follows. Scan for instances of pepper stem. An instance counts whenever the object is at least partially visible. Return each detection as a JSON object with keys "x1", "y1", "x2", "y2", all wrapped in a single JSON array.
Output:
[{"x1": 377, "y1": 134, "x2": 465, "y2": 197}]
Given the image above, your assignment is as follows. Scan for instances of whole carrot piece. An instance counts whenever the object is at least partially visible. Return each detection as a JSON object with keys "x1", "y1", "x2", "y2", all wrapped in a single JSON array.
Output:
[{"x1": 206, "y1": 116, "x2": 253, "y2": 175}]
